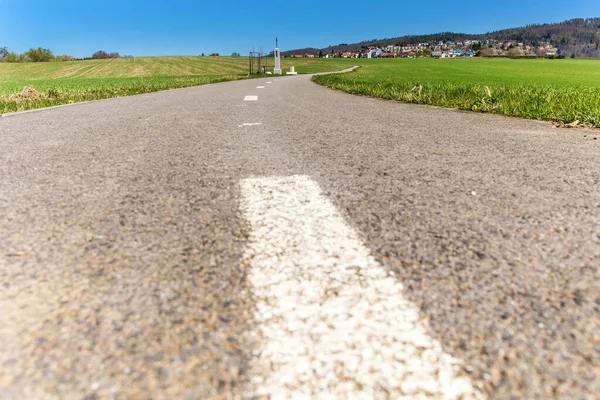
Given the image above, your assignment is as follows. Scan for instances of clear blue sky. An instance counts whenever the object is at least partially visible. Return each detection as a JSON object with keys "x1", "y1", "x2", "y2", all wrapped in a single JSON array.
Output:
[{"x1": 1, "y1": 0, "x2": 600, "y2": 57}]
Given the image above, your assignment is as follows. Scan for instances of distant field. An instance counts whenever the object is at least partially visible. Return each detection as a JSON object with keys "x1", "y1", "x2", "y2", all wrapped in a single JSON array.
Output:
[
  {"x1": 0, "y1": 56, "x2": 351, "y2": 113},
  {"x1": 313, "y1": 58, "x2": 600, "y2": 126},
  {"x1": 6, "y1": 57, "x2": 597, "y2": 125}
]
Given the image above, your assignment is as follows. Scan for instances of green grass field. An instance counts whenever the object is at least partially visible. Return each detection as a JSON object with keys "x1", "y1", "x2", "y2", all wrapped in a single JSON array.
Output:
[
  {"x1": 313, "y1": 58, "x2": 600, "y2": 126},
  {"x1": 4, "y1": 56, "x2": 599, "y2": 125},
  {"x1": 0, "y1": 56, "x2": 351, "y2": 113}
]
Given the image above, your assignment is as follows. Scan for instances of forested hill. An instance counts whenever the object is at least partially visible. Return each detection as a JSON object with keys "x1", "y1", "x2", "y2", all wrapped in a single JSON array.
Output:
[{"x1": 283, "y1": 17, "x2": 600, "y2": 57}]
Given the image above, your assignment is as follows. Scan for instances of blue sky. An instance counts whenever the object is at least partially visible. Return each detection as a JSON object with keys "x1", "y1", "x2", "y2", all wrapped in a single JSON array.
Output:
[{"x1": 1, "y1": 0, "x2": 600, "y2": 57}]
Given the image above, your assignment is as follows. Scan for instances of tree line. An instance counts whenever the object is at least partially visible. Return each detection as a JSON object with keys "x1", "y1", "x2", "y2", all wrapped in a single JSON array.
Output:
[
  {"x1": 0, "y1": 47, "x2": 126, "y2": 62},
  {"x1": 0, "y1": 47, "x2": 72, "y2": 62}
]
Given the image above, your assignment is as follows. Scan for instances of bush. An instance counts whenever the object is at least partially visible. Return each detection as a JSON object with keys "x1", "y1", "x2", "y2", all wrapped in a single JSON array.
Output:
[
  {"x1": 54, "y1": 55, "x2": 74, "y2": 62},
  {"x1": 24, "y1": 47, "x2": 54, "y2": 62},
  {"x1": 2, "y1": 52, "x2": 27, "y2": 62},
  {"x1": 92, "y1": 51, "x2": 120, "y2": 59},
  {"x1": 92, "y1": 50, "x2": 109, "y2": 59}
]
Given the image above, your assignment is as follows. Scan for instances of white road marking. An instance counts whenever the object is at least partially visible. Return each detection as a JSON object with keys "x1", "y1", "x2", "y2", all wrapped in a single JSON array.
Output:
[
  {"x1": 266, "y1": 82, "x2": 272, "y2": 84},
  {"x1": 257, "y1": 86, "x2": 265, "y2": 89},
  {"x1": 238, "y1": 123, "x2": 262, "y2": 127},
  {"x1": 244, "y1": 95, "x2": 258, "y2": 101},
  {"x1": 241, "y1": 175, "x2": 481, "y2": 399}
]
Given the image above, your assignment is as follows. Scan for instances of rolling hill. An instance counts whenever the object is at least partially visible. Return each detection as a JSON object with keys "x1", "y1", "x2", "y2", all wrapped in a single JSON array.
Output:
[{"x1": 283, "y1": 17, "x2": 600, "y2": 57}]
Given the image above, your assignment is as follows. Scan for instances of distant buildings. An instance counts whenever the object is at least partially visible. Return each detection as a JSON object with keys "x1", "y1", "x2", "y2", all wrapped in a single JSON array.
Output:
[{"x1": 284, "y1": 39, "x2": 561, "y2": 59}]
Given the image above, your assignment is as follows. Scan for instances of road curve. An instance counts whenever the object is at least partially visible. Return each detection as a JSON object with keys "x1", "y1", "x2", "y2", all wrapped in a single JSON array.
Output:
[{"x1": 0, "y1": 73, "x2": 599, "y2": 399}]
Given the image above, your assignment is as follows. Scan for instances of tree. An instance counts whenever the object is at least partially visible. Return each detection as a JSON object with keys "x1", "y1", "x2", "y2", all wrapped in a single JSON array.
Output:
[
  {"x1": 24, "y1": 47, "x2": 54, "y2": 62},
  {"x1": 231, "y1": 52, "x2": 240, "y2": 57},
  {"x1": 595, "y1": 32, "x2": 600, "y2": 50},
  {"x1": 470, "y1": 42, "x2": 482, "y2": 52},
  {"x1": 0, "y1": 47, "x2": 7, "y2": 59},
  {"x1": 507, "y1": 47, "x2": 522, "y2": 57},
  {"x1": 108, "y1": 52, "x2": 120, "y2": 59},
  {"x1": 92, "y1": 50, "x2": 109, "y2": 59},
  {"x1": 479, "y1": 47, "x2": 495, "y2": 57},
  {"x1": 318, "y1": 50, "x2": 323, "y2": 58},
  {"x1": 1, "y1": 52, "x2": 23, "y2": 62}
]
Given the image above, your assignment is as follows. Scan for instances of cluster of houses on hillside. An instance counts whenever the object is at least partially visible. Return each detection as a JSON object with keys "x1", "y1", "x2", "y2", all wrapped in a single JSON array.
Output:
[{"x1": 285, "y1": 39, "x2": 560, "y2": 59}]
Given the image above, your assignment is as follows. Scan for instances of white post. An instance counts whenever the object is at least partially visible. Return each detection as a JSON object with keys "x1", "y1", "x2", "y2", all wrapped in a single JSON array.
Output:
[
  {"x1": 286, "y1": 66, "x2": 297, "y2": 75},
  {"x1": 274, "y1": 48, "x2": 282, "y2": 75}
]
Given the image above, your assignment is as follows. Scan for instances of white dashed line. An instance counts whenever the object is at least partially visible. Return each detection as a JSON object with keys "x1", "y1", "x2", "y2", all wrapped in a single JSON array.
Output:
[
  {"x1": 266, "y1": 82, "x2": 272, "y2": 84},
  {"x1": 257, "y1": 86, "x2": 265, "y2": 89},
  {"x1": 241, "y1": 175, "x2": 481, "y2": 399},
  {"x1": 238, "y1": 123, "x2": 262, "y2": 127},
  {"x1": 244, "y1": 95, "x2": 258, "y2": 101}
]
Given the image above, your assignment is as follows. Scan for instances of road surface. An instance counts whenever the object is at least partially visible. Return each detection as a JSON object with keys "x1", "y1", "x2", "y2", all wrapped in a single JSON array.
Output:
[{"x1": 0, "y1": 73, "x2": 599, "y2": 399}]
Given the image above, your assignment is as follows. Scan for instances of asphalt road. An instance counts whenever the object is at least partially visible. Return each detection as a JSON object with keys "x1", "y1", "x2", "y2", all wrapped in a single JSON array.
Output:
[{"x1": 0, "y1": 72, "x2": 599, "y2": 399}]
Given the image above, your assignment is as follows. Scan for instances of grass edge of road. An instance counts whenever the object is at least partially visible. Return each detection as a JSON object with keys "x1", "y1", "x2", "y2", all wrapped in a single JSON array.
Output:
[
  {"x1": 0, "y1": 57, "x2": 355, "y2": 115},
  {"x1": 0, "y1": 75, "x2": 249, "y2": 115},
  {"x1": 312, "y1": 64, "x2": 600, "y2": 128}
]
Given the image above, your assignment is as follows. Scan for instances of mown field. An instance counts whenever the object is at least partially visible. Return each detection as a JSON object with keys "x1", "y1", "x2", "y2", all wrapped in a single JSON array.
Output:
[
  {"x1": 4, "y1": 56, "x2": 599, "y2": 125},
  {"x1": 313, "y1": 58, "x2": 600, "y2": 126},
  {"x1": 0, "y1": 56, "x2": 351, "y2": 113}
]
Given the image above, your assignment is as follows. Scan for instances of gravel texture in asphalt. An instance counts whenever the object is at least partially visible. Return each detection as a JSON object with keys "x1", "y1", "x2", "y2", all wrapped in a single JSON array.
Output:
[{"x1": 0, "y1": 73, "x2": 599, "y2": 399}]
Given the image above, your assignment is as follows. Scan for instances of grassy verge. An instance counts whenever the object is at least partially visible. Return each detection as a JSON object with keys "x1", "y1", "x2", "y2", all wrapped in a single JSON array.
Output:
[
  {"x1": 0, "y1": 75, "x2": 249, "y2": 113},
  {"x1": 0, "y1": 56, "x2": 352, "y2": 114},
  {"x1": 312, "y1": 58, "x2": 600, "y2": 127}
]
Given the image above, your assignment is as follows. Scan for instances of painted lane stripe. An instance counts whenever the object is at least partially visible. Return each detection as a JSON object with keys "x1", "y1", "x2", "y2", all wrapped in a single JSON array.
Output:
[
  {"x1": 266, "y1": 82, "x2": 272, "y2": 84},
  {"x1": 241, "y1": 175, "x2": 481, "y2": 399},
  {"x1": 257, "y1": 86, "x2": 265, "y2": 89},
  {"x1": 244, "y1": 95, "x2": 258, "y2": 101},
  {"x1": 238, "y1": 123, "x2": 262, "y2": 127}
]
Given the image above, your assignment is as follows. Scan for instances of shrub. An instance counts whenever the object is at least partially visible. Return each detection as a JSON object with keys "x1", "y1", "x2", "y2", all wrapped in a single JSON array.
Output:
[
  {"x1": 2, "y1": 52, "x2": 27, "y2": 62},
  {"x1": 92, "y1": 50, "x2": 109, "y2": 59},
  {"x1": 24, "y1": 47, "x2": 54, "y2": 62},
  {"x1": 92, "y1": 51, "x2": 120, "y2": 59},
  {"x1": 54, "y1": 55, "x2": 74, "y2": 62}
]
